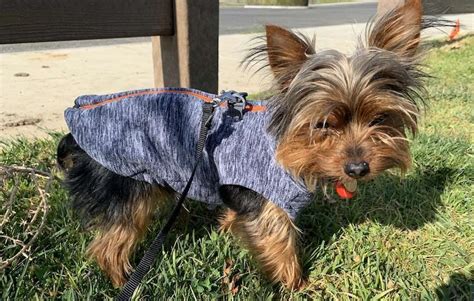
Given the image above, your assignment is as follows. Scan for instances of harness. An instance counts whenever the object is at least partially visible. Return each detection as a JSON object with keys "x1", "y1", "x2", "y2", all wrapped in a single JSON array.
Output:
[{"x1": 116, "y1": 91, "x2": 247, "y2": 300}]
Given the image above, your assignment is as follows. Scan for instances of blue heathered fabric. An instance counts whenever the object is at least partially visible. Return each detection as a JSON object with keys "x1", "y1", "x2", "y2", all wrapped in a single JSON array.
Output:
[{"x1": 64, "y1": 88, "x2": 313, "y2": 219}]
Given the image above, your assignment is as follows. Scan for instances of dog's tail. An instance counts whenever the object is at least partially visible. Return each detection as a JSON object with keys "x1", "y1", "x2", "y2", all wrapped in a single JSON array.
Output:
[
  {"x1": 56, "y1": 133, "x2": 155, "y2": 229},
  {"x1": 57, "y1": 133, "x2": 80, "y2": 171}
]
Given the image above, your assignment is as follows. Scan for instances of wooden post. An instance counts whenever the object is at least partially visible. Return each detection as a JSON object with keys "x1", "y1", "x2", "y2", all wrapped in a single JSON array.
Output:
[
  {"x1": 152, "y1": 0, "x2": 219, "y2": 93},
  {"x1": 377, "y1": 0, "x2": 404, "y2": 15}
]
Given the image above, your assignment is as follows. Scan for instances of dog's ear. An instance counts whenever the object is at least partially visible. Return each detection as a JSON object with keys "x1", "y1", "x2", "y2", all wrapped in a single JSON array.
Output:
[
  {"x1": 265, "y1": 25, "x2": 314, "y2": 87},
  {"x1": 368, "y1": 0, "x2": 423, "y2": 57}
]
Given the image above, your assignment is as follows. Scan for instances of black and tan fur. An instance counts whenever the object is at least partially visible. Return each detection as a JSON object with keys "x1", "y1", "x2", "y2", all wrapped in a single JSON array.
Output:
[{"x1": 58, "y1": 0, "x2": 440, "y2": 289}]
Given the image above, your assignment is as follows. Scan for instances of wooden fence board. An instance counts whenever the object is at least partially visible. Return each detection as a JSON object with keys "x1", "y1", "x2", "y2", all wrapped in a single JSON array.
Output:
[{"x1": 0, "y1": 0, "x2": 174, "y2": 44}]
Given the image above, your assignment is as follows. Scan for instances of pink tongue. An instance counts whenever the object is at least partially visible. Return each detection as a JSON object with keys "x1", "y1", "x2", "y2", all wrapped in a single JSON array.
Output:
[{"x1": 335, "y1": 181, "x2": 356, "y2": 199}]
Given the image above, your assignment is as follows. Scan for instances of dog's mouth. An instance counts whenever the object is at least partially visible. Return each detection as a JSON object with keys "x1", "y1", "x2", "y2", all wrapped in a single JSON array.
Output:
[{"x1": 335, "y1": 179, "x2": 357, "y2": 199}]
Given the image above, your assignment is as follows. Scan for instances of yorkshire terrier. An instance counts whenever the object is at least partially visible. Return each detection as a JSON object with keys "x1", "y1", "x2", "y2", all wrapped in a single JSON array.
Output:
[{"x1": 58, "y1": 0, "x2": 433, "y2": 290}]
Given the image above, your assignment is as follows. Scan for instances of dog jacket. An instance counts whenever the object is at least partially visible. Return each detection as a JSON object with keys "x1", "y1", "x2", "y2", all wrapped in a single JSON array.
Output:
[{"x1": 65, "y1": 88, "x2": 313, "y2": 219}]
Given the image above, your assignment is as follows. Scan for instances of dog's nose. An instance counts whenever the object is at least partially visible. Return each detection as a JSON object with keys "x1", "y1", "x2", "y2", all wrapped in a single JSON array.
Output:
[{"x1": 344, "y1": 161, "x2": 370, "y2": 178}]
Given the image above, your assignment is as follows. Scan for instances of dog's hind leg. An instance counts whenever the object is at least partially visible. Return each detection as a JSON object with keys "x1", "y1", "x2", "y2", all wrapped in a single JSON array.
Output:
[
  {"x1": 87, "y1": 186, "x2": 172, "y2": 287},
  {"x1": 57, "y1": 134, "x2": 173, "y2": 286},
  {"x1": 219, "y1": 185, "x2": 304, "y2": 290}
]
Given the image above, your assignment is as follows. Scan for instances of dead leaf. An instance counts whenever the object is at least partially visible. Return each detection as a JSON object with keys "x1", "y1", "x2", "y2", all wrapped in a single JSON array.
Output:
[
  {"x1": 222, "y1": 258, "x2": 241, "y2": 295},
  {"x1": 230, "y1": 273, "x2": 241, "y2": 295},
  {"x1": 222, "y1": 258, "x2": 233, "y2": 285}
]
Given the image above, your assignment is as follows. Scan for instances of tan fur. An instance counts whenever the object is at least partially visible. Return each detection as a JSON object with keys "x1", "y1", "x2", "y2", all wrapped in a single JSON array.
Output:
[
  {"x1": 224, "y1": 3, "x2": 427, "y2": 289},
  {"x1": 258, "y1": 0, "x2": 425, "y2": 189},
  {"x1": 276, "y1": 112, "x2": 412, "y2": 190},
  {"x1": 88, "y1": 187, "x2": 172, "y2": 287},
  {"x1": 368, "y1": 0, "x2": 423, "y2": 57},
  {"x1": 84, "y1": 0, "x2": 432, "y2": 291},
  {"x1": 220, "y1": 202, "x2": 304, "y2": 290},
  {"x1": 265, "y1": 25, "x2": 315, "y2": 87}
]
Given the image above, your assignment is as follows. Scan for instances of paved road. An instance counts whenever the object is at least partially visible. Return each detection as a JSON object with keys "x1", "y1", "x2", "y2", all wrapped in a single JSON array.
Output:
[
  {"x1": 220, "y1": 2, "x2": 376, "y2": 34},
  {"x1": 0, "y1": 2, "x2": 377, "y2": 53}
]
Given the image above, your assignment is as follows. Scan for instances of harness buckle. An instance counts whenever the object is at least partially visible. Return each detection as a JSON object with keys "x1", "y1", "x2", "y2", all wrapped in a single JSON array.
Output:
[{"x1": 213, "y1": 90, "x2": 248, "y2": 121}]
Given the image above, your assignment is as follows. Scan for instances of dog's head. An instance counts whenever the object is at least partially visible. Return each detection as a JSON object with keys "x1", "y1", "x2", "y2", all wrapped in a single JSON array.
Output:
[{"x1": 246, "y1": 0, "x2": 428, "y2": 196}]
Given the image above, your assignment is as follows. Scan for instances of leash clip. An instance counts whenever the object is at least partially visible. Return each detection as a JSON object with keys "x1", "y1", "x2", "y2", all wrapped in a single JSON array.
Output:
[{"x1": 214, "y1": 90, "x2": 248, "y2": 121}]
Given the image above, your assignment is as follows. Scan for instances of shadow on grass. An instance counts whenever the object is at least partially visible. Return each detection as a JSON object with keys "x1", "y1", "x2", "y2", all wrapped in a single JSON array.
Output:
[
  {"x1": 296, "y1": 165, "x2": 458, "y2": 247},
  {"x1": 150, "y1": 165, "x2": 453, "y2": 247},
  {"x1": 127, "y1": 165, "x2": 460, "y2": 297},
  {"x1": 435, "y1": 272, "x2": 474, "y2": 301},
  {"x1": 133, "y1": 164, "x2": 458, "y2": 290}
]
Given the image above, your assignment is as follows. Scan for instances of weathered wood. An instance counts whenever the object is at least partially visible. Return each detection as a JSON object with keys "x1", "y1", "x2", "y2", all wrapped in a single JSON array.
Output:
[
  {"x1": 152, "y1": 0, "x2": 219, "y2": 93},
  {"x1": 0, "y1": 0, "x2": 174, "y2": 44}
]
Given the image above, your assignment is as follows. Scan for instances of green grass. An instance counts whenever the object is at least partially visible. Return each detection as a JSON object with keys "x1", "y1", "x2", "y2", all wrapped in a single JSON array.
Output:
[{"x1": 1, "y1": 36, "x2": 473, "y2": 300}]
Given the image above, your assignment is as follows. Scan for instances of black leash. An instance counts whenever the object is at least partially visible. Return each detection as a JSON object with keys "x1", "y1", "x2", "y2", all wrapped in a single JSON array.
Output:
[{"x1": 116, "y1": 102, "x2": 215, "y2": 301}]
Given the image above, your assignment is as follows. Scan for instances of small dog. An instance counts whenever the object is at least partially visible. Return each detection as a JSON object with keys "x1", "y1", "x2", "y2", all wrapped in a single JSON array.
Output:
[{"x1": 58, "y1": 0, "x2": 432, "y2": 290}]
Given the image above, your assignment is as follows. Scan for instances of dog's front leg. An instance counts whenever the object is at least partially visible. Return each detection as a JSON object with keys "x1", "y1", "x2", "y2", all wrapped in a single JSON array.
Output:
[{"x1": 218, "y1": 185, "x2": 304, "y2": 290}]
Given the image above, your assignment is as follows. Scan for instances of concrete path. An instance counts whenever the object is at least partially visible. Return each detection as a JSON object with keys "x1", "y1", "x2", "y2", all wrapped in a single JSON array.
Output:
[{"x1": 0, "y1": 13, "x2": 472, "y2": 140}]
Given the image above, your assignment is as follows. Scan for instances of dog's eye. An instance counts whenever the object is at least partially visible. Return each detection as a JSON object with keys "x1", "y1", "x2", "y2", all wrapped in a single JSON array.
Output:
[
  {"x1": 369, "y1": 114, "x2": 387, "y2": 127},
  {"x1": 314, "y1": 121, "x2": 330, "y2": 129}
]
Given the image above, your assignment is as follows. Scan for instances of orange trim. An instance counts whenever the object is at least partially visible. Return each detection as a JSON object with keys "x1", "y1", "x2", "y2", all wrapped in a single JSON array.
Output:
[
  {"x1": 80, "y1": 89, "x2": 213, "y2": 110},
  {"x1": 245, "y1": 104, "x2": 266, "y2": 112},
  {"x1": 79, "y1": 88, "x2": 266, "y2": 112}
]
